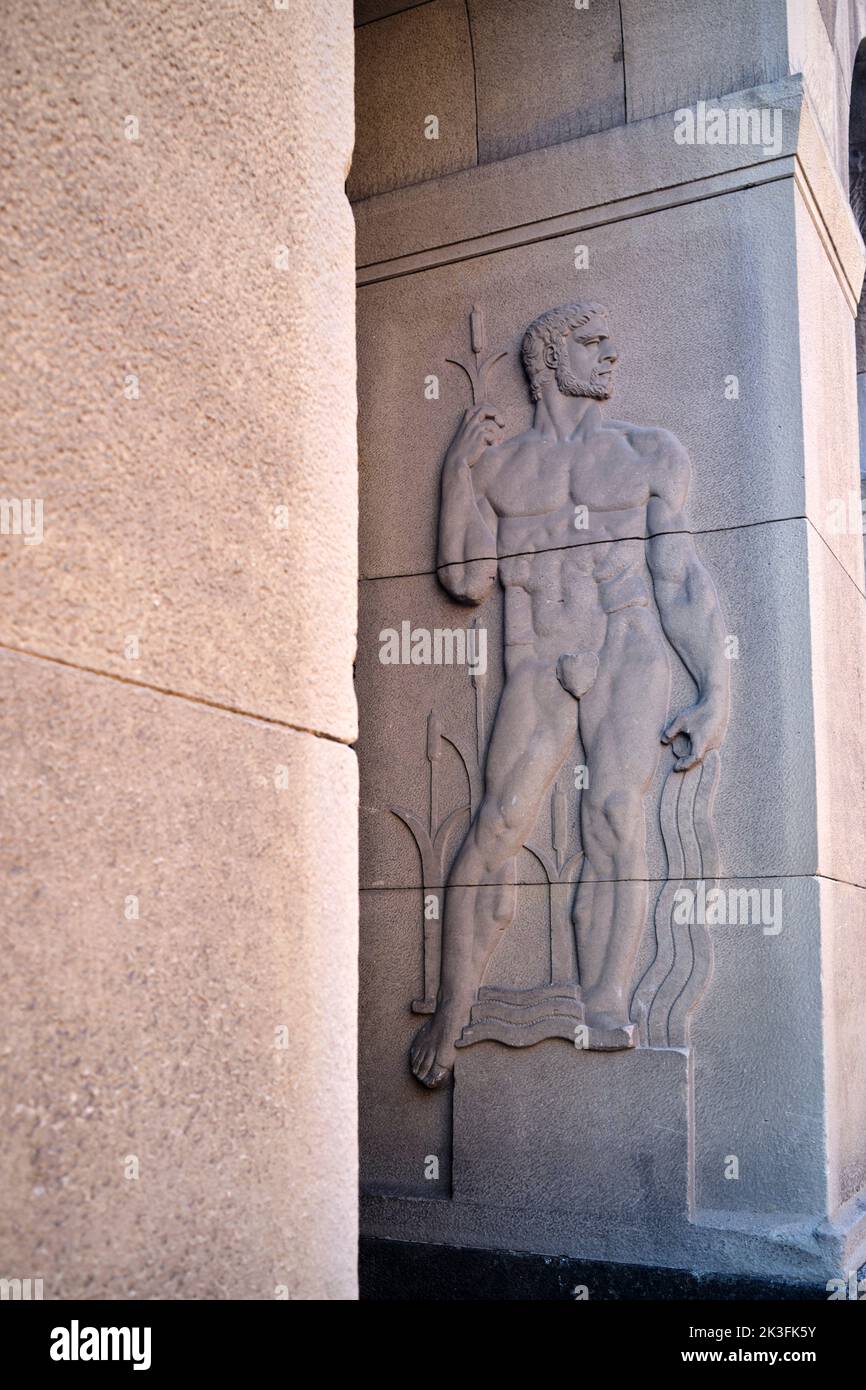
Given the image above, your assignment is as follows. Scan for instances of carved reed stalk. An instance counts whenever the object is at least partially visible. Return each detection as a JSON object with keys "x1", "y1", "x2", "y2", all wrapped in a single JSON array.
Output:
[
  {"x1": 446, "y1": 304, "x2": 507, "y2": 407},
  {"x1": 470, "y1": 615, "x2": 486, "y2": 765},
  {"x1": 552, "y1": 787, "x2": 568, "y2": 876},
  {"x1": 426, "y1": 709, "x2": 441, "y2": 836}
]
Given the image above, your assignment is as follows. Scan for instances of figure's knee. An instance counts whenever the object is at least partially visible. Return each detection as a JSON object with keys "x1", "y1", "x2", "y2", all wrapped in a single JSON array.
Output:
[
  {"x1": 582, "y1": 787, "x2": 644, "y2": 863},
  {"x1": 473, "y1": 799, "x2": 524, "y2": 872}
]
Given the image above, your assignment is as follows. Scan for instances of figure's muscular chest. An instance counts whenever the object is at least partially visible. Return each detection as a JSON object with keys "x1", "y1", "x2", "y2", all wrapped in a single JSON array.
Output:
[{"x1": 487, "y1": 432, "x2": 649, "y2": 523}]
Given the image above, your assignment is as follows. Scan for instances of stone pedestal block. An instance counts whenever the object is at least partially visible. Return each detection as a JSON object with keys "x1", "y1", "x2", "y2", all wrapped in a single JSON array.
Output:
[{"x1": 453, "y1": 1045, "x2": 690, "y2": 1220}]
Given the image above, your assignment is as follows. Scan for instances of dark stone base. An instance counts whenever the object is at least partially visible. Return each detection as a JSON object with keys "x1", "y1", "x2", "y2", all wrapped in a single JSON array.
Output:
[{"x1": 360, "y1": 1235, "x2": 841, "y2": 1301}]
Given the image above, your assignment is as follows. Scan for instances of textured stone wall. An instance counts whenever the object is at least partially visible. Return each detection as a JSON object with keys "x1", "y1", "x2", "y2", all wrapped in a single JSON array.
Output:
[
  {"x1": 0, "y1": 1, "x2": 358, "y2": 1299},
  {"x1": 354, "y1": 0, "x2": 866, "y2": 1284}
]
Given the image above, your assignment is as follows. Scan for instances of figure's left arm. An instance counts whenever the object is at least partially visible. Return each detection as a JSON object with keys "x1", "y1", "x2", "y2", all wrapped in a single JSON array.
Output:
[{"x1": 645, "y1": 434, "x2": 730, "y2": 772}]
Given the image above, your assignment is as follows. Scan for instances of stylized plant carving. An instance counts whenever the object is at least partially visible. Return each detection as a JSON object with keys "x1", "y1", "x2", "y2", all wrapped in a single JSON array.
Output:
[
  {"x1": 390, "y1": 710, "x2": 477, "y2": 1014},
  {"x1": 446, "y1": 304, "x2": 508, "y2": 406}
]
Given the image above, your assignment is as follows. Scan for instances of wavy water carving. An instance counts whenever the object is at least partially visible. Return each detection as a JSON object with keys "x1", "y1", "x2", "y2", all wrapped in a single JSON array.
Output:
[{"x1": 632, "y1": 749, "x2": 721, "y2": 1048}]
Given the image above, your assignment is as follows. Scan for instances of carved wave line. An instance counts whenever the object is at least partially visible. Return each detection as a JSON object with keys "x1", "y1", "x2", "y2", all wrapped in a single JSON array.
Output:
[
  {"x1": 631, "y1": 751, "x2": 721, "y2": 1048},
  {"x1": 631, "y1": 764, "x2": 686, "y2": 1045},
  {"x1": 456, "y1": 1017, "x2": 584, "y2": 1048},
  {"x1": 667, "y1": 750, "x2": 720, "y2": 1046},
  {"x1": 645, "y1": 769, "x2": 700, "y2": 1044}
]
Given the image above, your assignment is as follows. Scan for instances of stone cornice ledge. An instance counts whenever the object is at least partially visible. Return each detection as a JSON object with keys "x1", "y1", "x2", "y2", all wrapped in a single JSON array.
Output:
[{"x1": 355, "y1": 75, "x2": 865, "y2": 311}]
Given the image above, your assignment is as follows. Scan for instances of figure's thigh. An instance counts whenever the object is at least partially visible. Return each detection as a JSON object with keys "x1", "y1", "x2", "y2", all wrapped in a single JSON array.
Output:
[
  {"x1": 482, "y1": 656, "x2": 577, "y2": 825},
  {"x1": 578, "y1": 608, "x2": 671, "y2": 796}
]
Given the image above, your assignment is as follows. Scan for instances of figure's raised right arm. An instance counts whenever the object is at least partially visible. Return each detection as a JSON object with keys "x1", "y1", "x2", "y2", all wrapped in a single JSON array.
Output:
[{"x1": 436, "y1": 405, "x2": 501, "y2": 604}]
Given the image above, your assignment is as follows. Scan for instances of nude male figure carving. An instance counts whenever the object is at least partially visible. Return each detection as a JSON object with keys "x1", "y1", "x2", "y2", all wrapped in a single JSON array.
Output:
[{"x1": 410, "y1": 302, "x2": 730, "y2": 1089}]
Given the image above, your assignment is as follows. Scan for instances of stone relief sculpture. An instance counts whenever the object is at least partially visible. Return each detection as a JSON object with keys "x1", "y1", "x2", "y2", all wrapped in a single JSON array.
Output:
[{"x1": 406, "y1": 301, "x2": 730, "y2": 1089}]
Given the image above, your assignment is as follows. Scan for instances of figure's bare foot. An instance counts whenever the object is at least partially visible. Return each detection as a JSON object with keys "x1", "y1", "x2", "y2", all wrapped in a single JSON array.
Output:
[
  {"x1": 410, "y1": 1003, "x2": 464, "y2": 1088},
  {"x1": 584, "y1": 1006, "x2": 630, "y2": 1031},
  {"x1": 581, "y1": 989, "x2": 636, "y2": 1050},
  {"x1": 582, "y1": 987, "x2": 629, "y2": 1030}
]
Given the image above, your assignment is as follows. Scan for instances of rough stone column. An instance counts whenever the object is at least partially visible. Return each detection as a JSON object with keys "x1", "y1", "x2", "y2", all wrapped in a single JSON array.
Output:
[{"x1": 0, "y1": 1, "x2": 358, "y2": 1299}]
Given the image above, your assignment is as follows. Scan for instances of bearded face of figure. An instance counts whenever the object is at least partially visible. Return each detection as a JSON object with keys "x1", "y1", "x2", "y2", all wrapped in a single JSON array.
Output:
[{"x1": 552, "y1": 317, "x2": 618, "y2": 399}]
